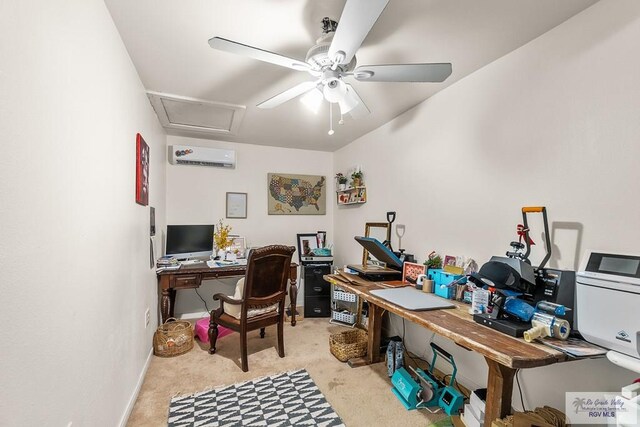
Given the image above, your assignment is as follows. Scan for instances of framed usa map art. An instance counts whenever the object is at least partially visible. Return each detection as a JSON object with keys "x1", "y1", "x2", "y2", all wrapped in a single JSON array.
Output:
[{"x1": 267, "y1": 173, "x2": 326, "y2": 215}]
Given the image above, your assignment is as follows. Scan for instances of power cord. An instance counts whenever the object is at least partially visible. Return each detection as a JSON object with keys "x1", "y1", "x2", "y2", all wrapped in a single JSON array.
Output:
[
  {"x1": 194, "y1": 288, "x2": 210, "y2": 313},
  {"x1": 516, "y1": 369, "x2": 526, "y2": 411}
]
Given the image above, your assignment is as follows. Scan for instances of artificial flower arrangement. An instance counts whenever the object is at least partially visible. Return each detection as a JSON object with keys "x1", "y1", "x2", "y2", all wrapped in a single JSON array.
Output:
[{"x1": 213, "y1": 219, "x2": 233, "y2": 252}]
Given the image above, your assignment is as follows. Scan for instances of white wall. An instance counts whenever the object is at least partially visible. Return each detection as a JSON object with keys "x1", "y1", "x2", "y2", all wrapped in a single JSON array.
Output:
[
  {"x1": 166, "y1": 136, "x2": 333, "y2": 316},
  {"x1": 334, "y1": 0, "x2": 640, "y2": 412},
  {"x1": 0, "y1": 1, "x2": 166, "y2": 425}
]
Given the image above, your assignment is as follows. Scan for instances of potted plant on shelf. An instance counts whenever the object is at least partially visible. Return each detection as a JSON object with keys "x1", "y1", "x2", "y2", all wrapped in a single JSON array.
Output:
[
  {"x1": 335, "y1": 173, "x2": 348, "y2": 191},
  {"x1": 351, "y1": 169, "x2": 364, "y2": 188}
]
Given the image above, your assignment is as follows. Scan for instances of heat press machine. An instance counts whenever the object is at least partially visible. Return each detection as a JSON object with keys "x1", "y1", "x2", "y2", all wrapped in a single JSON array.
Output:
[
  {"x1": 391, "y1": 343, "x2": 465, "y2": 415},
  {"x1": 349, "y1": 236, "x2": 403, "y2": 281},
  {"x1": 472, "y1": 206, "x2": 576, "y2": 336}
]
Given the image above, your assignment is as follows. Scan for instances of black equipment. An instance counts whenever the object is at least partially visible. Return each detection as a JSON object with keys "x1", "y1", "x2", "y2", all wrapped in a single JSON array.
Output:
[{"x1": 472, "y1": 207, "x2": 576, "y2": 336}]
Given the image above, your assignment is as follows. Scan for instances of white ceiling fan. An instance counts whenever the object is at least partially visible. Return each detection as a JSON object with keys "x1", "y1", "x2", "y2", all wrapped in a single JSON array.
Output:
[{"x1": 208, "y1": 0, "x2": 452, "y2": 134}]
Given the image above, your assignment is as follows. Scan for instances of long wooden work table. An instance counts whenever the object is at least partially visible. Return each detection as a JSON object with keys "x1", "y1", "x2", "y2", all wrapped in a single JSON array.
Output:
[
  {"x1": 324, "y1": 273, "x2": 574, "y2": 425},
  {"x1": 157, "y1": 262, "x2": 299, "y2": 325}
]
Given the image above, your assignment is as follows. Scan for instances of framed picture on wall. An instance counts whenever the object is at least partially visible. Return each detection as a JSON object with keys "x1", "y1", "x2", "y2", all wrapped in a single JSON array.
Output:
[
  {"x1": 226, "y1": 192, "x2": 247, "y2": 218},
  {"x1": 267, "y1": 173, "x2": 326, "y2": 215},
  {"x1": 135, "y1": 133, "x2": 149, "y2": 206}
]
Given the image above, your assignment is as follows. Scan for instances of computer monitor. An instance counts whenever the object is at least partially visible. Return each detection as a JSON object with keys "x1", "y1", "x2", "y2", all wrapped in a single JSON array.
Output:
[{"x1": 166, "y1": 224, "x2": 215, "y2": 260}]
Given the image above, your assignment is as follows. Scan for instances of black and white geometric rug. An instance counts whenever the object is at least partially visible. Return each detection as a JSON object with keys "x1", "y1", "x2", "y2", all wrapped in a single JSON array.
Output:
[{"x1": 168, "y1": 369, "x2": 345, "y2": 427}]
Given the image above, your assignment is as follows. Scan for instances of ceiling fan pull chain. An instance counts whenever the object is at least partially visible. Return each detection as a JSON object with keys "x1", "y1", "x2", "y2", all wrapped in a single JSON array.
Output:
[{"x1": 328, "y1": 103, "x2": 335, "y2": 135}]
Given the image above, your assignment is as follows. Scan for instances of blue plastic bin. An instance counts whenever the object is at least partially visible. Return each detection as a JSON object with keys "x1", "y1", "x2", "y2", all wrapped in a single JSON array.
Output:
[{"x1": 428, "y1": 269, "x2": 467, "y2": 299}]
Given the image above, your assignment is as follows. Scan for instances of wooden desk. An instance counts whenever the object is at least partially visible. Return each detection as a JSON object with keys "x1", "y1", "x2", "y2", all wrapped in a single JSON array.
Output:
[
  {"x1": 157, "y1": 263, "x2": 299, "y2": 325},
  {"x1": 324, "y1": 274, "x2": 572, "y2": 425}
]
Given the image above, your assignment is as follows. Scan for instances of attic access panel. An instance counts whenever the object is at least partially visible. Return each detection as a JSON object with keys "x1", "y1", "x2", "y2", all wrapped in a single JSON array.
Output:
[{"x1": 147, "y1": 91, "x2": 245, "y2": 135}]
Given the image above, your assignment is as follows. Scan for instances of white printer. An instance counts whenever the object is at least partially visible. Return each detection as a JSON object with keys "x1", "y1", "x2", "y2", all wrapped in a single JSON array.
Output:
[{"x1": 576, "y1": 250, "x2": 640, "y2": 372}]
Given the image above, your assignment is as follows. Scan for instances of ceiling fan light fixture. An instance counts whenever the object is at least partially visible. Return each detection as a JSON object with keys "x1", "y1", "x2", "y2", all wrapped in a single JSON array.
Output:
[
  {"x1": 323, "y1": 79, "x2": 346, "y2": 103},
  {"x1": 338, "y1": 85, "x2": 359, "y2": 114},
  {"x1": 300, "y1": 88, "x2": 323, "y2": 114}
]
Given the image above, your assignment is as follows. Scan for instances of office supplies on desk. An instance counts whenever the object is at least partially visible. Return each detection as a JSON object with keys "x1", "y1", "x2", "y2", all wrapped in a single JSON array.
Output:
[
  {"x1": 206, "y1": 259, "x2": 245, "y2": 268},
  {"x1": 370, "y1": 287, "x2": 455, "y2": 311}
]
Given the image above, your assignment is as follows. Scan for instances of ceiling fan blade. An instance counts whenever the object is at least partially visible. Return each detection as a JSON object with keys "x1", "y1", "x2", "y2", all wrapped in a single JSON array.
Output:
[
  {"x1": 208, "y1": 37, "x2": 311, "y2": 71},
  {"x1": 344, "y1": 84, "x2": 370, "y2": 119},
  {"x1": 257, "y1": 81, "x2": 318, "y2": 109},
  {"x1": 328, "y1": 0, "x2": 389, "y2": 65},
  {"x1": 353, "y1": 63, "x2": 452, "y2": 82}
]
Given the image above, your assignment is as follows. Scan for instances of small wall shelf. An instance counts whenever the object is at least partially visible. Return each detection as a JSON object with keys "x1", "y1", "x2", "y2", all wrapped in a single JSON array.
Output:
[{"x1": 336, "y1": 186, "x2": 367, "y2": 205}]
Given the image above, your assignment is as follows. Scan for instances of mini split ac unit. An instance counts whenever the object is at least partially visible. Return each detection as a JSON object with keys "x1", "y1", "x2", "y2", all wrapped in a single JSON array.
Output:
[{"x1": 168, "y1": 145, "x2": 236, "y2": 168}]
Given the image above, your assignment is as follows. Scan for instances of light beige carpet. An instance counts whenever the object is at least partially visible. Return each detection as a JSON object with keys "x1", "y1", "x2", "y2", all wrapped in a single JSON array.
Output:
[{"x1": 127, "y1": 318, "x2": 445, "y2": 426}]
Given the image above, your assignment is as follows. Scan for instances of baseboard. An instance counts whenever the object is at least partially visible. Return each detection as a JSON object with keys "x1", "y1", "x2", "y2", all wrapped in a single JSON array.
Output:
[
  {"x1": 119, "y1": 347, "x2": 153, "y2": 427},
  {"x1": 179, "y1": 311, "x2": 209, "y2": 319}
]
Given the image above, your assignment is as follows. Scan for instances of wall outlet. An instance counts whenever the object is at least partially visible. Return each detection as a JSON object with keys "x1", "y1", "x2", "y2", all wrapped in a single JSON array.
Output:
[{"x1": 145, "y1": 308, "x2": 150, "y2": 328}]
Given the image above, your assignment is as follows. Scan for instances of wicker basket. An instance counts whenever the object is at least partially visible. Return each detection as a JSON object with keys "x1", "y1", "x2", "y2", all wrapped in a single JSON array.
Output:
[
  {"x1": 329, "y1": 329, "x2": 367, "y2": 362},
  {"x1": 153, "y1": 318, "x2": 194, "y2": 357}
]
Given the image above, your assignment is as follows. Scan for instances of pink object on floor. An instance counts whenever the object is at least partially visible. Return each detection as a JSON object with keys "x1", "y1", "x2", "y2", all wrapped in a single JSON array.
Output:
[{"x1": 194, "y1": 318, "x2": 233, "y2": 342}]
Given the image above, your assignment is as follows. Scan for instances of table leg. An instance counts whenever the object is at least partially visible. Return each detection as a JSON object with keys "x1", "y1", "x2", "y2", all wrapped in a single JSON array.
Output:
[
  {"x1": 484, "y1": 357, "x2": 516, "y2": 425},
  {"x1": 289, "y1": 266, "x2": 298, "y2": 326},
  {"x1": 159, "y1": 276, "x2": 171, "y2": 324},
  {"x1": 367, "y1": 304, "x2": 384, "y2": 364},
  {"x1": 169, "y1": 289, "x2": 176, "y2": 318}
]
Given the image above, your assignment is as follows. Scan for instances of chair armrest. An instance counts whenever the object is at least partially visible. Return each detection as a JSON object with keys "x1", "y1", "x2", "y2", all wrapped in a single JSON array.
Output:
[{"x1": 213, "y1": 293, "x2": 243, "y2": 305}]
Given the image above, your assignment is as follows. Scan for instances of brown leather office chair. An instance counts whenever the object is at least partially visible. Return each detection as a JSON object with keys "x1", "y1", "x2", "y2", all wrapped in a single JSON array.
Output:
[{"x1": 208, "y1": 244, "x2": 295, "y2": 372}]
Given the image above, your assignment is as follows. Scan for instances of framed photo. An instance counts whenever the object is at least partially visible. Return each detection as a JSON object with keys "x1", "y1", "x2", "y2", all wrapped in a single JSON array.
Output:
[
  {"x1": 268, "y1": 173, "x2": 326, "y2": 215},
  {"x1": 402, "y1": 262, "x2": 426, "y2": 285},
  {"x1": 135, "y1": 133, "x2": 149, "y2": 206},
  {"x1": 296, "y1": 233, "x2": 319, "y2": 262},
  {"x1": 443, "y1": 255, "x2": 457, "y2": 267},
  {"x1": 226, "y1": 192, "x2": 247, "y2": 219},
  {"x1": 228, "y1": 236, "x2": 246, "y2": 258}
]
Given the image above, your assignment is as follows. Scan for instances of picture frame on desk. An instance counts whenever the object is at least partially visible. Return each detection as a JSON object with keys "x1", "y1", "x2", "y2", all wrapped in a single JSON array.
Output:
[
  {"x1": 228, "y1": 236, "x2": 246, "y2": 258},
  {"x1": 443, "y1": 255, "x2": 457, "y2": 267},
  {"x1": 296, "y1": 233, "x2": 318, "y2": 261},
  {"x1": 226, "y1": 192, "x2": 247, "y2": 219},
  {"x1": 402, "y1": 262, "x2": 425, "y2": 285}
]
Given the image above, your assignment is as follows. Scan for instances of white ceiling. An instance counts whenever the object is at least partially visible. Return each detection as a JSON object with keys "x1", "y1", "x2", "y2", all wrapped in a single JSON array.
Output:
[{"x1": 104, "y1": 0, "x2": 598, "y2": 152}]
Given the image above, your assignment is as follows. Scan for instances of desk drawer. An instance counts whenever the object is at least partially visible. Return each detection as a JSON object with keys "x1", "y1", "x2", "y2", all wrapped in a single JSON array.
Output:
[
  {"x1": 304, "y1": 296, "x2": 330, "y2": 318},
  {"x1": 172, "y1": 275, "x2": 201, "y2": 289},
  {"x1": 305, "y1": 280, "x2": 330, "y2": 297}
]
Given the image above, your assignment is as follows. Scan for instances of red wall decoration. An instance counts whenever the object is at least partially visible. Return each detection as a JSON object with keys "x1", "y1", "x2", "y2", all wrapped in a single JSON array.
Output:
[{"x1": 135, "y1": 133, "x2": 149, "y2": 206}]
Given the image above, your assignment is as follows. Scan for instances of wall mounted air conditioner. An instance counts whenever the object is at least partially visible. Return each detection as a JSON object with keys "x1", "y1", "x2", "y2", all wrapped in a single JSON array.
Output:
[{"x1": 168, "y1": 145, "x2": 236, "y2": 168}]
